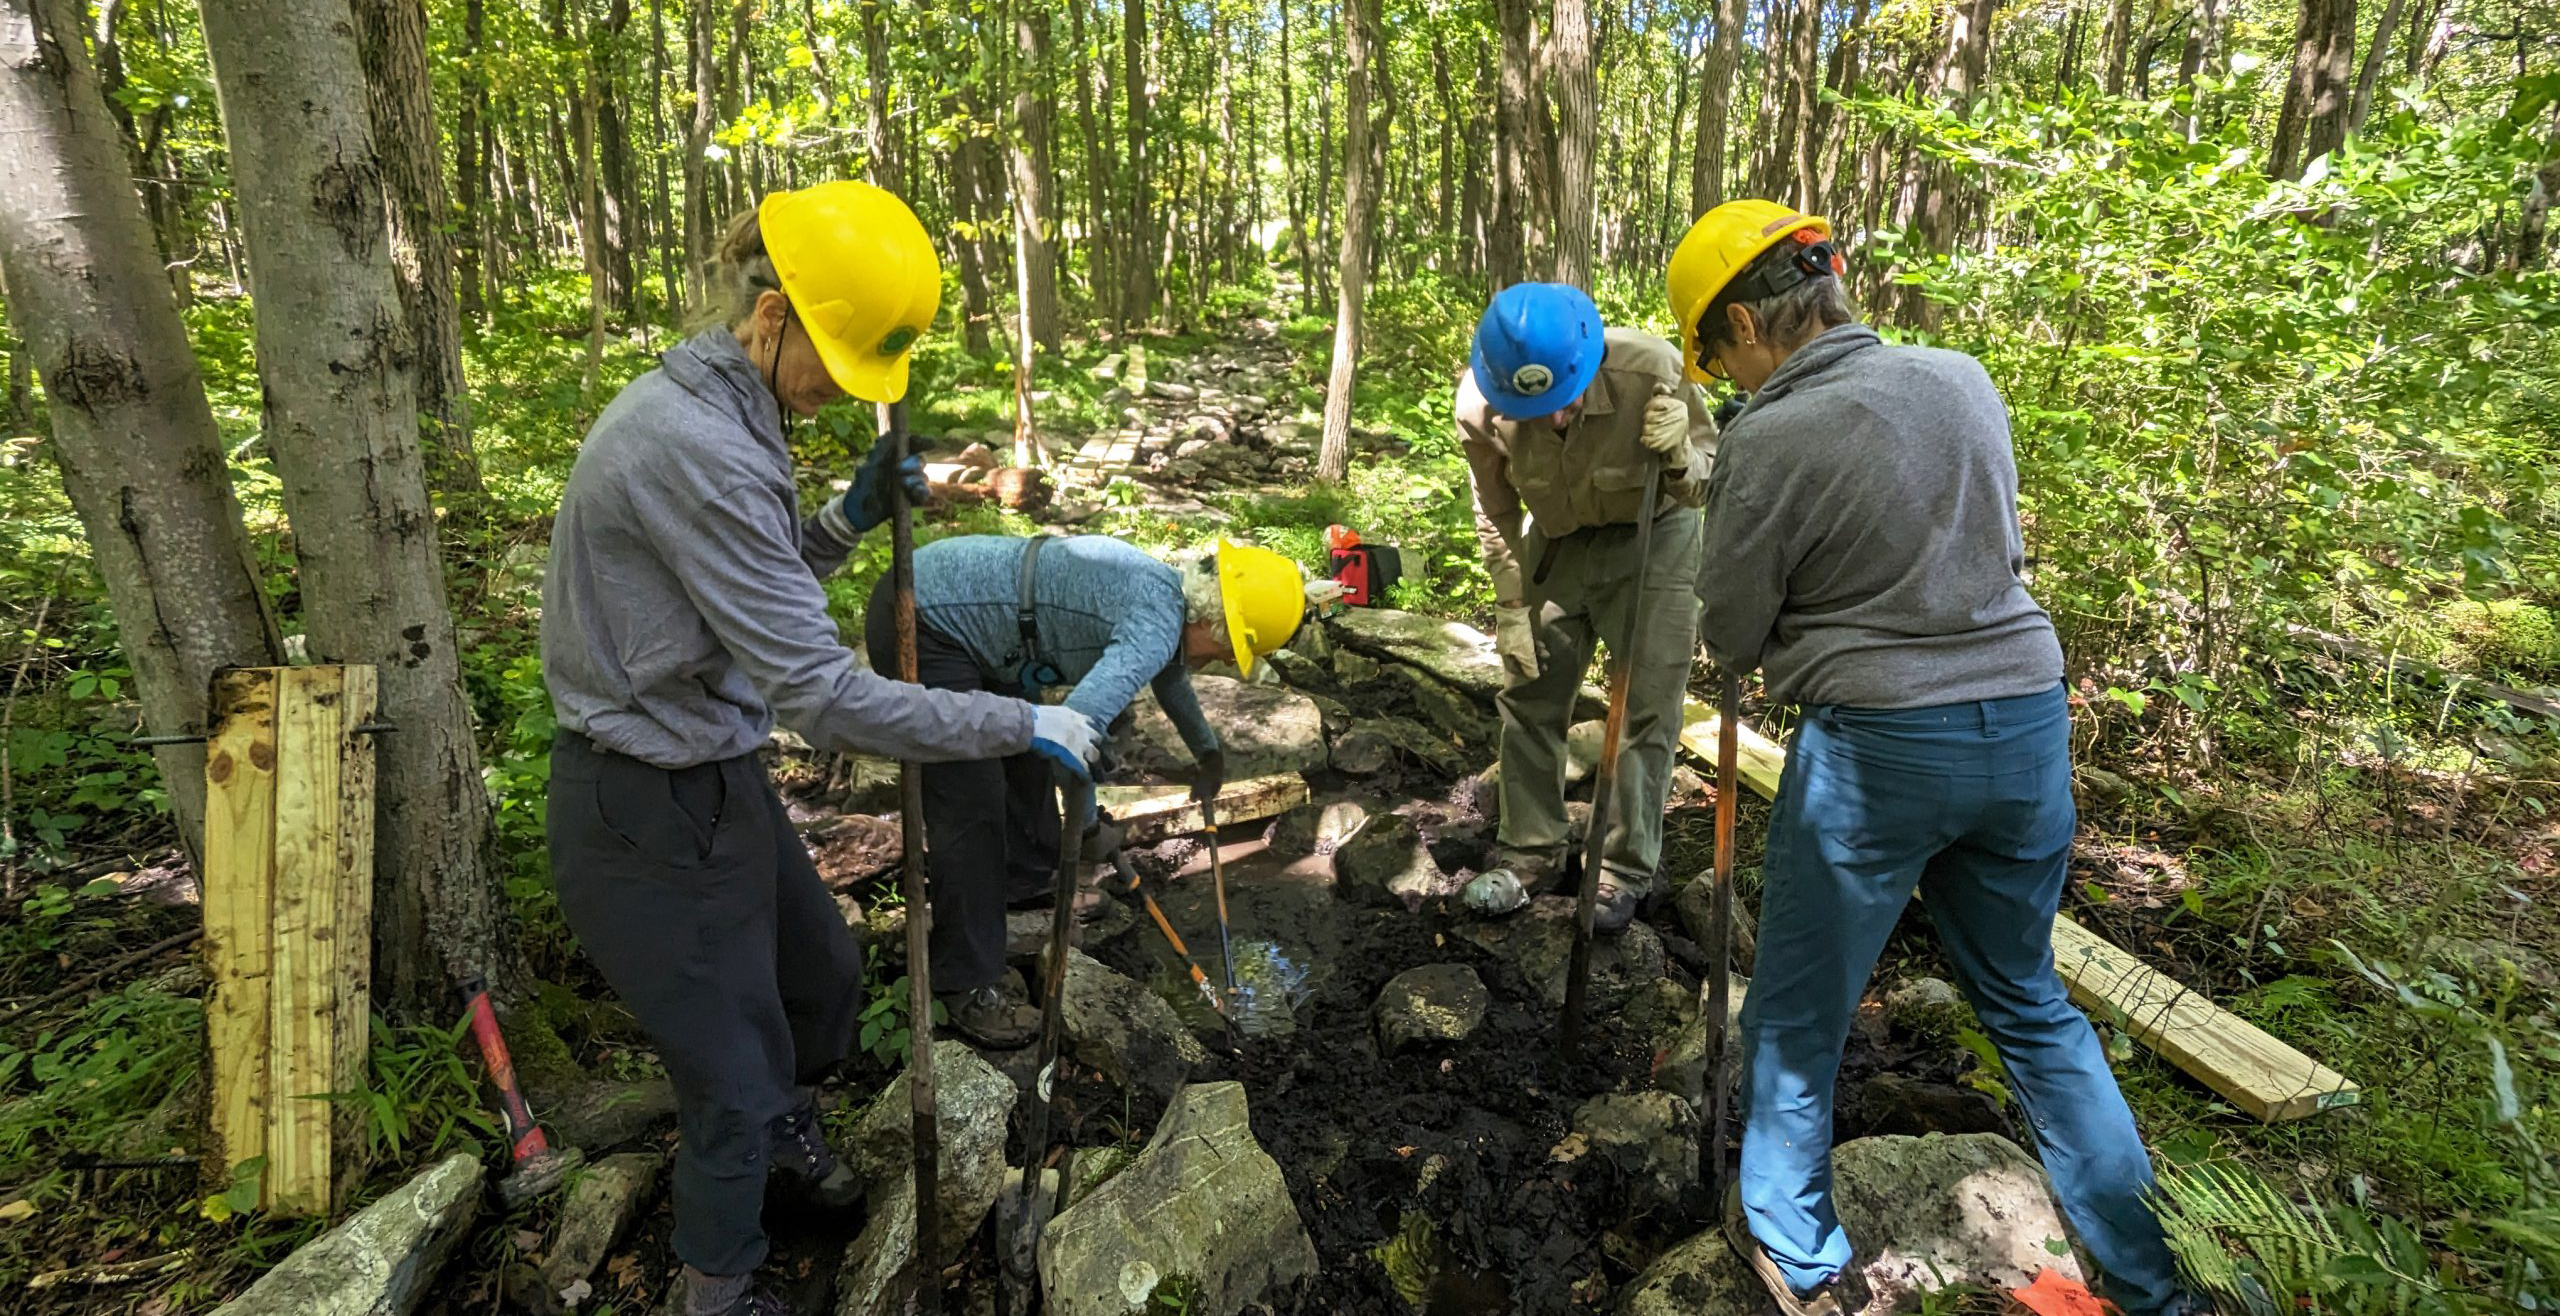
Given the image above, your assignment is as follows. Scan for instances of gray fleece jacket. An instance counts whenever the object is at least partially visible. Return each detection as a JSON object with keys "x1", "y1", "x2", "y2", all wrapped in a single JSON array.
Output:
[
  {"x1": 542, "y1": 329, "x2": 1034, "y2": 768},
  {"x1": 1695, "y1": 323, "x2": 2063, "y2": 709}
]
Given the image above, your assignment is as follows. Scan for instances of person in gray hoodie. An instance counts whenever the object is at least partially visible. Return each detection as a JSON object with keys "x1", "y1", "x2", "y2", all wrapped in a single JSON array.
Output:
[
  {"x1": 540, "y1": 183, "x2": 1103, "y2": 1316},
  {"x1": 1668, "y1": 201, "x2": 2193, "y2": 1316}
]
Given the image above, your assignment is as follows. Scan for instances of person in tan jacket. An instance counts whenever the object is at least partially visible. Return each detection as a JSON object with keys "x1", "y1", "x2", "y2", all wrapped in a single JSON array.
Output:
[{"x1": 1454, "y1": 282, "x2": 1717, "y2": 931}]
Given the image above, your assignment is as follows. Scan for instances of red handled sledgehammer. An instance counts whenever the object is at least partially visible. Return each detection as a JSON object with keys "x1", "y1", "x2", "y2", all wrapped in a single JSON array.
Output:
[{"x1": 459, "y1": 975, "x2": 582, "y2": 1207}]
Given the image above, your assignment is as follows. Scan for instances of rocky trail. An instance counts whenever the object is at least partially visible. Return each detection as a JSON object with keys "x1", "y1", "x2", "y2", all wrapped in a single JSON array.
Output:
[{"x1": 364, "y1": 595, "x2": 2093, "y2": 1316}]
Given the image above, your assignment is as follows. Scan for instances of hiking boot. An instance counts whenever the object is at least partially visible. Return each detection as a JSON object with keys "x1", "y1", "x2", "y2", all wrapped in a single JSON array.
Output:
[
  {"x1": 1723, "y1": 1184, "x2": 1868, "y2": 1316},
  {"x1": 1592, "y1": 870, "x2": 1647, "y2": 934},
  {"x1": 768, "y1": 1100, "x2": 860, "y2": 1208},
  {"x1": 669, "y1": 1268, "x2": 793, "y2": 1316},
  {"x1": 940, "y1": 983, "x2": 1040, "y2": 1049}
]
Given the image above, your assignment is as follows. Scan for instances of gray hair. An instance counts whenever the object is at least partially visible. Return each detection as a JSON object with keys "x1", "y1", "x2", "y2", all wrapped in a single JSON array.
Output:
[
  {"x1": 683, "y1": 206, "x2": 784, "y2": 336},
  {"x1": 1173, "y1": 548, "x2": 1228, "y2": 630},
  {"x1": 1706, "y1": 272, "x2": 1858, "y2": 355}
]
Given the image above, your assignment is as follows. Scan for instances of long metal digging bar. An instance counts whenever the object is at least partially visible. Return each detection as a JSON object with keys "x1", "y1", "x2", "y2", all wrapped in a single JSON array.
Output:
[
  {"x1": 1701, "y1": 670, "x2": 1742, "y2": 1205},
  {"x1": 1007, "y1": 775, "x2": 1093, "y2": 1309},
  {"x1": 1113, "y1": 848, "x2": 1235, "y2": 1039},
  {"x1": 1203, "y1": 796, "x2": 1239, "y2": 1003},
  {"x1": 1559, "y1": 463, "x2": 1666, "y2": 1057},
  {"x1": 885, "y1": 400, "x2": 942, "y2": 1315}
]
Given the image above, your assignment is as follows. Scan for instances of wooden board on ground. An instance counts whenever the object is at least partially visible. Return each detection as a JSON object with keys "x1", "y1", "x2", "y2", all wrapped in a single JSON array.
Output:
[
  {"x1": 1674, "y1": 704, "x2": 2357, "y2": 1123},
  {"x1": 2048, "y1": 914, "x2": 2359, "y2": 1121},
  {"x1": 1099, "y1": 774, "x2": 1310, "y2": 843},
  {"x1": 203, "y1": 666, "x2": 378, "y2": 1216}
]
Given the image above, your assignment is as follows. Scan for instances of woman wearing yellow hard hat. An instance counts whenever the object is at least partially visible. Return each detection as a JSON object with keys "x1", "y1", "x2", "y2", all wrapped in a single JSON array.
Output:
[
  {"x1": 856, "y1": 534, "x2": 1309, "y2": 1048},
  {"x1": 539, "y1": 180, "x2": 1104, "y2": 1316},
  {"x1": 1668, "y1": 201, "x2": 2195, "y2": 1316}
]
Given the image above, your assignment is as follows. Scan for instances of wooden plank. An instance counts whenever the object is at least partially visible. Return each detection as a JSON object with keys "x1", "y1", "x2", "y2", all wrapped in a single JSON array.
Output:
[
  {"x1": 203, "y1": 669, "x2": 279, "y2": 1205},
  {"x1": 266, "y1": 667, "x2": 354, "y2": 1216},
  {"x1": 329, "y1": 667, "x2": 377, "y2": 1209},
  {"x1": 1675, "y1": 705, "x2": 2356, "y2": 1122},
  {"x1": 2048, "y1": 914, "x2": 2359, "y2": 1121},
  {"x1": 1097, "y1": 774, "x2": 1311, "y2": 842},
  {"x1": 1676, "y1": 702, "x2": 1787, "y2": 800}
]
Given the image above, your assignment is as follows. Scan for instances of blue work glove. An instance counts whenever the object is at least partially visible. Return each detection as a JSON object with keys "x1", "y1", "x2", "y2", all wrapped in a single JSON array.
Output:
[
  {"x1": 1030, "y1": 705, "x2": 1107, "y2": 782},
  {"x1": 830, "y1": 436, "x2": 934, "y2": 538}
]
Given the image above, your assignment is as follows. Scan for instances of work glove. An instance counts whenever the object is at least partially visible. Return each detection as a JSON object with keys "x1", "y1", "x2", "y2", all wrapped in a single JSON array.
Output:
[
  {"x1": 824, "y1": 435, "x2": 935, "y2": 541},
  {"x1": 1494, "y1": 603, "x2": 1540, "y2": 682},
  {"x1": 1029, "y1": 705, "x2": 1107, "y2": 781},
  {"x1": 1189, "y1": 748, "x2": 1228, "y2": 807},
  {"x1": 1640, "y1": 395, "x2": 1690, "y2": 465}
]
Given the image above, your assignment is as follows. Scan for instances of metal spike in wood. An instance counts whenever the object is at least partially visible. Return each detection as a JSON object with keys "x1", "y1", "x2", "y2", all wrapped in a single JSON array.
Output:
[
  {"x1": 1701, "y1": 670, "x2": 1742, "y2": 1206},
  {"x1": 1559, "y1": 463, "x2": 1664, "y2": 1057},
  {"x1": 886, "y1": 400, "x2": 943, "y2": 1314}
]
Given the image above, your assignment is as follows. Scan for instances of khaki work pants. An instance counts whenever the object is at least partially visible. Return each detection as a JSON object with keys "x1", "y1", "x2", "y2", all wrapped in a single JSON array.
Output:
[{"x1": 1497, "y1": 505, "x2": 1705, "y2": 884}]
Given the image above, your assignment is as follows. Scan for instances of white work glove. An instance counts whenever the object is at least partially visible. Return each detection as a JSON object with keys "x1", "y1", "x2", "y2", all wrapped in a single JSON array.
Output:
[
  {"x1": 1640, "y1": 395, "x2": 1689, "y2": 463},
  {"x1": 1029, "y1": 705, "x2": 1106, "y2": 780},
  {"x1": 1494, "y1": 604, "x2": 1540, "y2": 682}
]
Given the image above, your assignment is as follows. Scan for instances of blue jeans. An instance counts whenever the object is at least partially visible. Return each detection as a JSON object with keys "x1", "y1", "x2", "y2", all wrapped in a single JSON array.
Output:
[{"x1": 1737, "y1": 685, "x2": 2185, "y2": 1314}]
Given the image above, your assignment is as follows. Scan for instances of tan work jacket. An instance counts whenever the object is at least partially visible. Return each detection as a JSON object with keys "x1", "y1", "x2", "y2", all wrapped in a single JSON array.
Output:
[{"x1": 1457, "y1": 328, "x2": 1718, "y2": 606}]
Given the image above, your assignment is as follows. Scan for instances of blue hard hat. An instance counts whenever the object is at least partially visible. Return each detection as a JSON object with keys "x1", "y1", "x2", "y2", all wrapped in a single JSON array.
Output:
[{"x1": 1470, "y1": 283, "x2": 1605, "y2": 420}]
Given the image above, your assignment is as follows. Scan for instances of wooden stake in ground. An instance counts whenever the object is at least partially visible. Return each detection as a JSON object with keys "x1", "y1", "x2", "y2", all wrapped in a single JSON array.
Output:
[
  {"x1": 1560, "y1": 465, "x2": 1665, "y2": 1056},
  {"x1": 885, "y1": 401, "x2": 943, "y2": 1314}
]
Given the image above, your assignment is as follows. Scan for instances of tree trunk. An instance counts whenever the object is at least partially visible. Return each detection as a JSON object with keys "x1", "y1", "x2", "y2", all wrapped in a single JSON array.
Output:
[
  {"x1": 650, "y1": 0, "x2": 677, "y2": 322},
  {"x1": 2348, "y1": 0, "x2": 2407, "y2": 131},
  {"x1": 1490, "y1": 0, "x2": 1537, "y2": 287},
  {"x1": 1317, "y1": 0, "x2": 1382, "y2": 484},
  {"x1": 198, "y1": 0, "x2": 517, "y2": 1015},
  {"x1": 1280, "y1": 0, "x2": 1314, "y2": 307},
  {"x1": 351, "y1": 0, "x2": 484, "y2": 503},
  {"x1": 1664, "y1": 29, "x2": 1694, "y2": 260},
  {"x1": 1549, "y1": 0, "x2": 1596, "y2": 287},
  {"x1": 1788, "y1": 0, "x2": 1824, "y2": 211},
  {"x1": 597, "y1": 0, "x2": 637, "y2": 315},
  {"x1": 1908, "y1": 0, "x2": 1997, "y2": 321},
  {"x1": 1692, "y1": 0, "x2": 1744, "y2": 217},
  {"x1": 2269, "y1": 0, "x2": 2355, "y2": 179},
  {"x1": 1118, "y1": 0, "x2": 1154, "y2": 330},
  {"x1": 576, "y1": 46, "x2": 609, "y2": 393},
  {"x1": 456, "y1": 0, "x2": 487, "y2": 319},
  {"x1": 2515, "y1": 104, "x2": 2559, "y2": 271},
  {"x1": 0, "y1": 0, "x2": 285, "y2": 872},
  {"x1": 1011, "y1": 0, "x2": 1061, "y2": 354},
  {"x1": 2101, "y1": 0, "x2": 2134, "y2": 94},
  {"x1": 684, "y1": 0, "x2": 719, "y2": 310},
  {"x1": 1069, "y1": 0, "x2": 1110, "y2": 309}
]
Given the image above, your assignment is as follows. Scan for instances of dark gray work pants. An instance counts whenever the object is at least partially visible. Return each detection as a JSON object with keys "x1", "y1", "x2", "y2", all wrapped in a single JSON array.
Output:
[
  {"x1": 862, "y1": 583, "x2": 1061, "y2": 996},
  {"x1": 548, "y1": 732, "x2": 864, "y2": 1276}
]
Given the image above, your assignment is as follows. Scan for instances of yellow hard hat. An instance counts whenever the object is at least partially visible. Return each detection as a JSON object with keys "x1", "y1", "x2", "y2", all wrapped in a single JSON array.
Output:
[
  {"x1": 1666, "y1": 200, "x2": 1831, "y2": 384},
  {"x1": 757, "y1": 181, "x2": 941, "y2": 403},
  {"x1": 1214, "y1": 540, "x2": 1306, "y2": 678}
]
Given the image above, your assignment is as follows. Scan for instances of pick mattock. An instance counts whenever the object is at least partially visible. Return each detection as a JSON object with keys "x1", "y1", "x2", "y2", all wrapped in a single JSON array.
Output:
[
  {"x1": 1699, "y1": 670, "x2": 1742, "y2": 1205},
  {"x1": 884, "y1": 401, "x2": 943, "y2": 1313},
  {"x1": 1558, "y1": 463, "x2": 1666, "y2": 1057},
  {"x1": 1006, "y1": 776, "x2": 1095, "y2": 1312}
]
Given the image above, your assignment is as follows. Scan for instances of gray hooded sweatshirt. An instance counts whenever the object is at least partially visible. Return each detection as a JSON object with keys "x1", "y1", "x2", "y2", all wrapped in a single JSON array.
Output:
[
  {"x1": 542, "y1": 329, "x2": 1034, "y2": 768},
  {"x1": 1695, "y1": 323, "x2": 2063, "y2": 709}
]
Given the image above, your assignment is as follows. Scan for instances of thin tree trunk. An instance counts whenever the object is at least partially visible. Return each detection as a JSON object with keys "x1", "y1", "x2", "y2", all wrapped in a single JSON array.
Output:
[
  {"x1": 2514, "y1": 104, "x2": 2559, "y2": 271},
  {"x1": 576, "y1": 44, "x2": 609, "y2": 393},
  {"x1": 597, "y1": 0, "x2": 637, "y2": 314},
  {"x1": 0, "y1": 0, "x2": 285, "y2": 872},
  {"x1": 1010, "y1": 0, "x2": 1061, "y2": 353},
  {"x1": 199, "y1": 0, "x2": 518, "y2": 1014},
  {"x1": 1692, "y1": 0, "x2": 1744, "y2": 217},
  {"x1": 1433, "y1": 28, "x2": 1458, "y2": 271},
  {"x1": 2269, "y1": 0, "x2": 2355, "y2": 179},
  {"x1": 1491, "y1": 0, "x2": 1537, "y2": 287},
  {"x1": 1070, "y1": 0, "x2": 1110, "y2": 310},
  {"x1": 1664, "y1": 30, "x2": 1694, "y2": 261},
  {"x1": 1280, "y1": 0, "x2": 1314, "y2": 307},
  {"x1": 684, "y1": 0, "x2": 719, "y2": 309},
  {"x1": 1119, "y1": 0, "x2": 1154, "y2": 329},
  {"x1": 2348, "y1": 0, "x2": 2407, "y2": 131},
  {"x1": 1549, "y1": 0, "x2": 1596, "y2": 287},
  {"x1": 651, "y1": 0, "x2": 677, "y2": 322},
  {"x1": 1318, "y1": 0, "x2": 1383, "y2": 484},
  {"x1": 351, "y1": 0, "x2": 484, "y2": 502},
  {"x1": 2102, "y1": 0, "x2": 2134, "y2": 93},
  {"x1": 1788, "y1": 0, "x2": 1823, "y2": 211},
  {"x1": 456, "y1": 0, "x2": 487, "y2": 319}
]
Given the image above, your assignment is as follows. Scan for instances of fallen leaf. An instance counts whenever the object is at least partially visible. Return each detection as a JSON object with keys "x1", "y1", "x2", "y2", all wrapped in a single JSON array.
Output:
[
  {"x1": 557, "y1": 1279, "x2": 593, "y2": 1307},
  {"x1": 515, "y1": 1229, "x2": 543, "y2": 1253},
  {"x1": 0, "y1": 1199, "x2": 34, "y2": 1223}
]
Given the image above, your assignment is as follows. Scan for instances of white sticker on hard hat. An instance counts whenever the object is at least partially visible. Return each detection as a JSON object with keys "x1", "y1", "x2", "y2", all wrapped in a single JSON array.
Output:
[{"x1": 1510, "y1": 363, "x2": 1555, "y2": 394}]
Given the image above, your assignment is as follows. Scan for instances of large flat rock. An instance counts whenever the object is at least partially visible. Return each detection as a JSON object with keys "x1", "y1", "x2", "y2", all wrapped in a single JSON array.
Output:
[
  {"x1": 212, "y1": 1153, "x2": 481, "y2": 1316},
  {"x1": 1059, "y1": 949, "x2": 1208, "y2": 1101},
  {"x1": 846, "y1": 1040, "x2": 1016, "y2": 1254},
  {"x1": 1325, "y1": 608, "x2": 1507, "y2": 700},
  {"x1": 1831, "y1": 1132, "x2": 2089, "y2": 1301},
  {"x1": 1040, "y1": 1082, "x2": 1317, "y2": 1315},
  {"x1": 1126, "y1": 674, "x2": 1325, "y2": 779}
]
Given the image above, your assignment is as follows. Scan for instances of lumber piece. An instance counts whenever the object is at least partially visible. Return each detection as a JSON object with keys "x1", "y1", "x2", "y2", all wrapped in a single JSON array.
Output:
[
  {"x1": 1097, "y1": 774, "x2": 1311, "y2": 842},
  {"x1": 2048, "y1": 916, "x2": 2358, "y2": 1120},
  {"x1": 203, "y1": 666, "x2": 378, "y2": 1217},
  {"x1": 1673, "y1": 703, "x2": 2357, "y2": 1122},
  {"x1": 2285, "y1": 624, "x2": 2560, "y2": 721}
]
